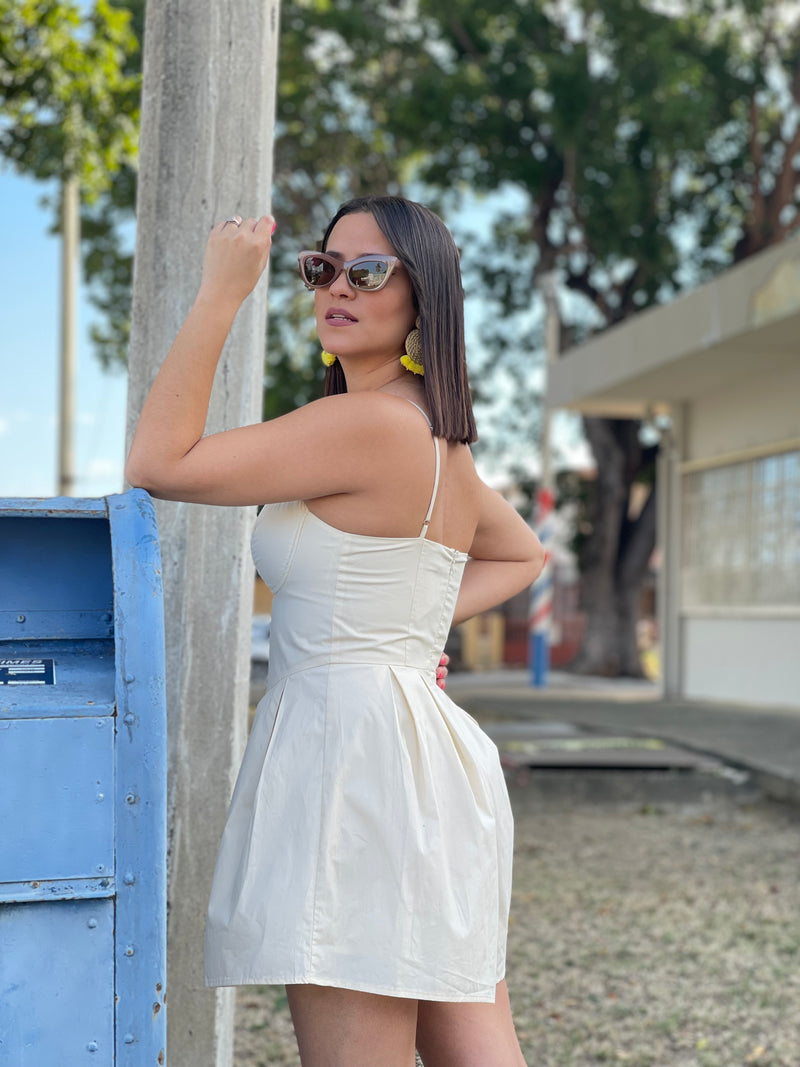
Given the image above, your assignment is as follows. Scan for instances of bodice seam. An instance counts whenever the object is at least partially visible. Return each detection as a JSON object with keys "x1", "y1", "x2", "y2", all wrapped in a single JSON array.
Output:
[{"x1": 263, "y1": 658, "x2": 441, "y2": 695}]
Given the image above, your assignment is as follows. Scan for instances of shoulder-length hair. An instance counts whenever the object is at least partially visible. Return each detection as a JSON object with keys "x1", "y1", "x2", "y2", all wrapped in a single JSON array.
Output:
[{"x1": 319, "y1": 196, "x2": 477, "y2": 444}]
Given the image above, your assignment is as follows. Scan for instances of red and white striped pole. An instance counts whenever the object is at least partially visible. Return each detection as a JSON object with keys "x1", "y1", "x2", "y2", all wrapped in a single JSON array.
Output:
[
  {"x1": 529, "y1": 272, "x2": 560, "y2": 688},
  {"x1": 529, "y1": 488, "x2": 554, "y2": 686}
]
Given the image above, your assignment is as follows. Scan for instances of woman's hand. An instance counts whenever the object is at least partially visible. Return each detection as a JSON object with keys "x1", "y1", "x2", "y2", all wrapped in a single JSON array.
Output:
[
  {"x1": 436, "y1": 653, "x2": 449, "y2": 690},
  {"x1": 198, "y1": 215, "x2": 275, "y2": 309}
]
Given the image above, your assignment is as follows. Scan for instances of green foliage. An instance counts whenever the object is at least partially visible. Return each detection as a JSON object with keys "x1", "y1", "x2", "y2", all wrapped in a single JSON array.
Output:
[
  {"x1": 0, "y1": 0, "x2": 142, "y2": 367},
  {"x1": 265, "y1": 0, "x2": 418, "y2": 412},
  {"x1": 0, "y1": 0, "x2": 140, "y2": 194},
  {"x1": 4, "y1": 0, "x2": 798, "y2": 426},
  {"x1": 376, "y1": 0, "x2": 756, "y2": 321},
  {"x1": 671, "y1": 2, "x2": 800, "y2": 267}
]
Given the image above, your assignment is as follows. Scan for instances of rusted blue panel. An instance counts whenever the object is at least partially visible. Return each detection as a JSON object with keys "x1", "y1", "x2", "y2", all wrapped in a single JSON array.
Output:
[{"x1": 0, "y1": 490, "x2": 167, "y2": 1065}]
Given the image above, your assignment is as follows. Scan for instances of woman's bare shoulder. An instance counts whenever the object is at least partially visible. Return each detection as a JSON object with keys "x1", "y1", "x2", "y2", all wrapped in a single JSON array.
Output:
[{"x1": 302, "y1": 390, "x2": 434, "y2": 432}]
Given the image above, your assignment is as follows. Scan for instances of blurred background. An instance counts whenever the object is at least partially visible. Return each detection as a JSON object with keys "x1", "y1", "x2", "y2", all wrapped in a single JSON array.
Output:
[
  {"x1": 4, "y1": 5, "x2": 800, "y2": 1065},
  {"x1": 2, "y1": 0, "x2": 798, "y2": 695}
]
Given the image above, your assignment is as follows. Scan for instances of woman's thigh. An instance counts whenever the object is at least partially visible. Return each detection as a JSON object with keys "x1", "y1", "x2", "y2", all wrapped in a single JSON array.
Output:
[
  {"x1": 415, "y1": 981, "x2": 527, "y2": 1067},
  {"x1": 286, "y1": 984, "x2": 419, "y2": 1067}
]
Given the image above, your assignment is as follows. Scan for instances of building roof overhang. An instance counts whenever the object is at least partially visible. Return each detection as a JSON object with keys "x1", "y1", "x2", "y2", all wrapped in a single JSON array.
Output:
[{"x1": 546, "y1": 234, "x2": 800, "y2": 417}]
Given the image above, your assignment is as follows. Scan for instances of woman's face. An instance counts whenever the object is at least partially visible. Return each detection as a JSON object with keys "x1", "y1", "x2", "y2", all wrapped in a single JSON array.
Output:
[{"x1": 315, "y1": 211, "x2": 417, "y2": 363}]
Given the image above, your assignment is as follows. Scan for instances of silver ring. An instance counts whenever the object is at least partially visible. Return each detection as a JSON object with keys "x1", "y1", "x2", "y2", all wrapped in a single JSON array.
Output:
[{"x1": 224, "y1": 215, "x2": 242, "y2": 227}]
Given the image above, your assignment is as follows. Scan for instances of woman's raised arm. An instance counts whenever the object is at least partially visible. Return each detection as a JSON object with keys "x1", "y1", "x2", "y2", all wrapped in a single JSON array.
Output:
[{"x1": 125, "y1": 217, "x2": 405, "y2": 507}]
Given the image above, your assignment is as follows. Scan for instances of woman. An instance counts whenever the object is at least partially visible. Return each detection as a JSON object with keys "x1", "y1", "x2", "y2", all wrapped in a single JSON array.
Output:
[{"x1": 126, "y1": 195, "x2": 545, "y2": 1067}]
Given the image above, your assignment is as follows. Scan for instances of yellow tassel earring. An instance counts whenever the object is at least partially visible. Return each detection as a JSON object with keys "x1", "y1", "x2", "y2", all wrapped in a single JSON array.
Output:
[
  {"x1": 400, "y1": 318, "x2": 423, "y2": 376},
  {"x1": 321, "y1": 350, "x2": 337, "y2": 367}
]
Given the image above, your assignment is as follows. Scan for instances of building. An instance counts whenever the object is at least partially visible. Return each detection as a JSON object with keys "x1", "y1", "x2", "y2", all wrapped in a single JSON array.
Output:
[{"x1": 548, "y1": 236, "x2": 800, "y2": 709}]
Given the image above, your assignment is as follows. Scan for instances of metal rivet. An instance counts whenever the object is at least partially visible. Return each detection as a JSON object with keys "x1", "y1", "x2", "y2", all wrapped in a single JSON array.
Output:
[
  {"x1": 123, "y1": 872, "x2": 136, "y2": 886},
  {"x1": 123, "y1": 713, "x2": 135, "y2": 725},
  {"x1": 125, "y1": 793, "x2": 138, "y2": 805},
  {"x1": 96, "y1": 864, "x2": 105, "y2": 872},
  {"x1": 125, "y1": 945, "x2": 135, "y2": 957},
  {"x1": 123, "y1": 1033, "x2": 135, "y2": 1045},
  {"x1": 125, "y1": 673, "x2": 135, "y2": 683},
  {"x1": 16, "y1": 615, "x2": 25, "y2": 623},
  {"x1": 96, "y1": 793, "x2": 104, "y2": 802},
  {"x1": 87, "y1": 1042, "x2": 98, "y2": 1052},
  {"x1": 88, "y1": 918, "x2": 98, "y2": 929}
]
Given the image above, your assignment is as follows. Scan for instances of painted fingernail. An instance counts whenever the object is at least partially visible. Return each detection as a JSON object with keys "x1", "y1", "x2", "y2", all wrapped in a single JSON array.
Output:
[{"x1": 271, "y1": 221, "x2": 276, "y2": 234}]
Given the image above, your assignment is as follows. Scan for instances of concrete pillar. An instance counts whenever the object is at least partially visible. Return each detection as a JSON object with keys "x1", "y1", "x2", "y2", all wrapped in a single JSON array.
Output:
[{"x1": 126, "y1": 3, "x2": 280, "y2": 1065}]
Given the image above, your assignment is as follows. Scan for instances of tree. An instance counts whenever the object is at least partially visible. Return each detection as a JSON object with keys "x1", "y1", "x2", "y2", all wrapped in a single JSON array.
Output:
[
  {"x1": 0, "y1": 0, "x2": 141, "y2": 366},
  {"x1": 9, "y1": 0, "x2": 798, "y2": 673},
  {"x1": 0, "y1": 0, "x2": 139, "y2": 191},
  {"x1": 263, "y1": 0, "x2": 419, "y2": 418},
  {"x1": 294, "y1": 0, "x2": 799, "y2": 675}
]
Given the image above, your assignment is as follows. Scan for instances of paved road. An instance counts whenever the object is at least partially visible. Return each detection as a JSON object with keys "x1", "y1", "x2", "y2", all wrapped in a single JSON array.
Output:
[{"x1": 446, "y1": 669, "x2": 800, "y2": 805}]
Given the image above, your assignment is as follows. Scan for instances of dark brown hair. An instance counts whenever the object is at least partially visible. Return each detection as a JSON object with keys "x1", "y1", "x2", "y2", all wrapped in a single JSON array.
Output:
[{"x1": 319, "y1": 196, "x2": 477, "y2": 444}]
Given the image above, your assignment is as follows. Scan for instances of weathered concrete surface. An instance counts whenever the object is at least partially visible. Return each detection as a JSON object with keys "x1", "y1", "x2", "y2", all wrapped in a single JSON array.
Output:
[{"x1": 126, "y1": 3, "x2": 280, "y2": 1064}]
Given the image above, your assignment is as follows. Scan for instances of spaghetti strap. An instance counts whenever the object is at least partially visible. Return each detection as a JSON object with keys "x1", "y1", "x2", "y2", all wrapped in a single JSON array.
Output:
[
  {"x1": 400, "y1": 399, "x2": 441, "y2": 538},
  {"x1": 419, "y1": 439, "x2": 441, "y2": 538},
  {"x1": 403, "y1": 399, "x2": 432, "y2": 430}
]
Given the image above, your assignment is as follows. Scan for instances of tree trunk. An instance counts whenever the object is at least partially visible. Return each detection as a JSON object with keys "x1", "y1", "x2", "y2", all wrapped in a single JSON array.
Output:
[{"x1": 570, "y1": 417, "x2": 657, "y2": 678}]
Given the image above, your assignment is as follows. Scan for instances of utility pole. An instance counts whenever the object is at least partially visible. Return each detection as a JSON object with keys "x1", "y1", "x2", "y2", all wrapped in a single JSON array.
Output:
[
  {"x1": 57, "y1": 175, "x2": 79, "y2": 496},
  {"x1": 126, "y1": 3, "x2": 280, "y2": 1065},
  {"x1": 538, "y1": 273, "x2": 560, "y2": 501}
]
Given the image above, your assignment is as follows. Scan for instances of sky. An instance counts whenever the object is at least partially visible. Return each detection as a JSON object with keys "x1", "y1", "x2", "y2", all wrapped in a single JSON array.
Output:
[
  {"x1": 0, "y1": 166, "x2": 591, "y2": 502},
  {"x1": 1, "y1": 167, "x2": 129, "y2": 499}
]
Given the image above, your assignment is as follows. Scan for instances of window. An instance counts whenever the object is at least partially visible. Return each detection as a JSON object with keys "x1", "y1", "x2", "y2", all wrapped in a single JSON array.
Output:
[{"x1": 682, "y1": 450, "x2": 800, "y2": 608}]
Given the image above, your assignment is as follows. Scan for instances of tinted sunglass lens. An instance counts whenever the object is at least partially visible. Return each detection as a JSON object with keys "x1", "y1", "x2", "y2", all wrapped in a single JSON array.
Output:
[
  {"x1": 349, "y1": 260, "x2": 389, "y2": 289},
  {"x1": 302, "y1": 256, "x2": 336, "y2": 287}
]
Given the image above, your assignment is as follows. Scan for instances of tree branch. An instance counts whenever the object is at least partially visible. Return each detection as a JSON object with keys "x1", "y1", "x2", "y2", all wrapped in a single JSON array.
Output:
[
  {"x1": 446, "y1": 18, "x2": 483, "y2": 62},
  {"x1": 565, "y1": 268, "x2": 612, "y2": 323}
]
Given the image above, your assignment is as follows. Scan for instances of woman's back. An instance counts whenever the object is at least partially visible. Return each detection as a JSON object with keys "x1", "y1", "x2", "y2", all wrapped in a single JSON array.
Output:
[{"x1": 304, "y1": 393, "x2": 482, "y2": 553}]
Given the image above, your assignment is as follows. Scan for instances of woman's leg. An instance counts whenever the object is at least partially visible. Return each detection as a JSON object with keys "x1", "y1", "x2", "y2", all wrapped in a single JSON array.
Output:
[
  {"x1": 415, "y1": 981, "x2": 527, "y2": 1067},
  {"x1": 286, "y1": 984, "x2": 419, "y2": 1067}
]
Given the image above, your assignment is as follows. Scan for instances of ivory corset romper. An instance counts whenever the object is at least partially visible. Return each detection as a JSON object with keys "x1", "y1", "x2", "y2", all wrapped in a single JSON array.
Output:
[{"x1": 204, "y1": 402, "x2": 514, "y2": 1002}]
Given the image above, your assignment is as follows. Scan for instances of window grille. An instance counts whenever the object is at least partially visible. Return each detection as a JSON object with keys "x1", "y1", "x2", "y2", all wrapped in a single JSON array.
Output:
[{"x1": 681, "y1": 450, "x2": 800, "y2": 608}]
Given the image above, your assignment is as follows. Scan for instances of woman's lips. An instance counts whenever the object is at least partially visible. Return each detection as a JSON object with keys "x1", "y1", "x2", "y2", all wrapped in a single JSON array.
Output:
[{"x1": 325, "y1": 308, "x2": 358, "y2": 324}]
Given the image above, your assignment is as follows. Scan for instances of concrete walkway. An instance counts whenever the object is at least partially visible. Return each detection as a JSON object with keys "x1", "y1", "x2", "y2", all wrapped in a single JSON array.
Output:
[{"x1": 446, "y1": 669, "x2": 800, "y2": 804}]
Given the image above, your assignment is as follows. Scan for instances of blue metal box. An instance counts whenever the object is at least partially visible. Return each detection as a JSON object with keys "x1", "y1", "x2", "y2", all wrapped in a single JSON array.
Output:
[{"x1": 0, "y1": 491, "x2": 167, "y2": 1065}]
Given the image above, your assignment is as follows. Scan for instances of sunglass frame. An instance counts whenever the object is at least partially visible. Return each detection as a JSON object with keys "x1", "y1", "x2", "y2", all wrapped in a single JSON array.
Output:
[{"x1": 297, "y1": 251, "x2": 402, "y2": 292}]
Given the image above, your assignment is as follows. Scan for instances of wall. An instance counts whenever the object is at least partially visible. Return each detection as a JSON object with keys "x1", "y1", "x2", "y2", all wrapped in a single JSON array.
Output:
[
  {"x1": 679, "y1": 355, "x2": 800, "y2": 709},
  {"x1": 682, "y1": 615, "x2": 800, "y2": 709},
  {"x1": 685, "y1": 352, "x2": 800, "y2": 461}
]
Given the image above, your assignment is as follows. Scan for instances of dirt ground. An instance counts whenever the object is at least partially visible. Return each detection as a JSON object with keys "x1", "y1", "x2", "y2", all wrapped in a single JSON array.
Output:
[{"x1": 233, "y1": 769, "x2": 800, "y2": 1067}]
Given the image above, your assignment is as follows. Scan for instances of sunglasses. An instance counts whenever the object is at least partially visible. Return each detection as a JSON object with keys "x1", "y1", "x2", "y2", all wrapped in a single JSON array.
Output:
[{"x1": 297, "y1": 251, "x2": 402, "y2": 292}]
